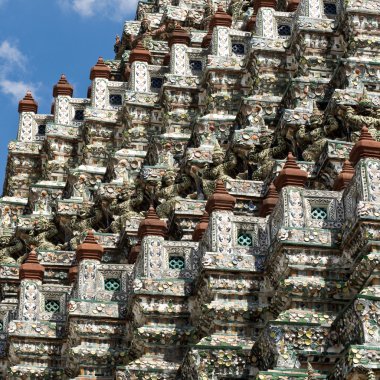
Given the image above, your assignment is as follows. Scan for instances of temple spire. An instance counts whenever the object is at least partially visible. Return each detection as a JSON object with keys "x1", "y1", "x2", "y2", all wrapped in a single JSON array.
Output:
[
  {"x1": 18, "y1": 91, "x2": 38, "y2": 113},
  {"x1": 274, "y1": 152, "x2": 308, "y2": 190}
]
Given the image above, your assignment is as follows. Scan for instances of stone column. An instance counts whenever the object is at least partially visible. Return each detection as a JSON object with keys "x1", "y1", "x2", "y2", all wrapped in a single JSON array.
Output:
[
  {"x1": 53, "y1": 74, "x2": 74, "y2": 125},
  {"x1": 18, "y1": 250, "x2": 44, "y2": 321},
  {"x1": 136, "y1": 205, "x2": 167, "y2": 278},
  {"x1": 75, "y1": 230, "x2": 104, "y2": 300},
  {"x1": 17, "y1": 91, "x2": 38, "y2": 142},
  {"x1": 128, "y1": 41, "x2": 151, "y2": 93},
  {"x1": 169, "y1": 24, "x2": 190, "y2": 76},
  {"x1": 90, "y1": 56, "x2": 111, "y2": 108}
]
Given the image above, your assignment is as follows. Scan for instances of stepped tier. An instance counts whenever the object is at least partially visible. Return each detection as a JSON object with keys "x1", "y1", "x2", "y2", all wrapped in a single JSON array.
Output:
[{"x1": 1, "y1": 0, "x2": 380, "y2": 378}]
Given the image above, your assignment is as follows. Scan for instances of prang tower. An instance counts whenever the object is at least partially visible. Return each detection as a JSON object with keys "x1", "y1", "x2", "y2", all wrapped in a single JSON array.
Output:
[{"x1": 0, "y1": 0, "x2": 380, "y2": 379}]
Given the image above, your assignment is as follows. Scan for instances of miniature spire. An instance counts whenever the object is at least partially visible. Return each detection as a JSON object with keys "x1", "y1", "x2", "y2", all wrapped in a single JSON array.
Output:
[
  {"x1": 349, "y1": 126, "x2": 380, "y2": 165},
  {"x1": 274, "y1": 152, "x2": 308, "y2": 190},
  {"x1": 192, "y1": 211, "x2": 209, "y2": 242},
  {"x1": 254, "y1": 0, "x2": 277, "y2": 14},
  {"x1": 18, "y1": 91, "x2": 38, "y2": 113},
  {"x1": 168, "y1": 23, "x2": 191, "y2": 47},
  {"x1": 286, "y1": 0, "x2": 300, "y2": 11},
  {"x1": 128, "y1": 240, "x2": 141, "y2": 264},
  {"x1": 201, "y1": 28, "x2": 213, "y2": 48},
  {"x1": 333, "y1": 160, "x2": 355, "y2": 191},
  {"x1": 19, "y1": 250, "x2": 45, "y2": 281},
  {"x1": 87, "y1": 85, "x2": 92, "y2": 99},
  {"x1": 206, "y1": 180, "x2": 236, "y2": 214},
  {"x1": 210, "y1": 4, "x2": 232, "y2": 29},
  {"x1": 76, "y1": 230, "x2": 104, "y2": 262},
  {"x1": 137, "y1": 205, "x2": 167, "y2": 239},
  {"x1": 53, "y1": 74, "x2": 74, "y2": 97},
  {"x1": 260, "y1": 183, "x2": 279, "y2": 217},
  {"x1": 90, "y1": 57, "x2": 111, "y2": 80},
  {"x1": 68, "y1": 263, "x2": 78, "y2": 284},
  {"x1": 129, "y1": 40, "x2": 152, "y2": 64},
  {"x1": 163, "y1": 53, "x2": 171, "y2": 66}
]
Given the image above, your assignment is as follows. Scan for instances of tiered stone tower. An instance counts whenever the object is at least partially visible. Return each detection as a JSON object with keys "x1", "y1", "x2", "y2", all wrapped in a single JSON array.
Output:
[{"x1": 0, "y1": 0, "x2": 380, "y2": 378}]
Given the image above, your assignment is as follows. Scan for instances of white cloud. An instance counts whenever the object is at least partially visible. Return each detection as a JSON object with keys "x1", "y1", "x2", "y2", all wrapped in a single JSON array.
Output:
[
  {"x1": 0, "y1": 40, "x2": 39, "y2": 103},
  {"x1": 0, "y1": 79, "x2": 40, "y2": 103},
  {"x1": 0, "y1": 40, "x2": 27, "y2": 72},
  {"x1": 59, "y1": 0, "x2": 138, "y2": 21}
]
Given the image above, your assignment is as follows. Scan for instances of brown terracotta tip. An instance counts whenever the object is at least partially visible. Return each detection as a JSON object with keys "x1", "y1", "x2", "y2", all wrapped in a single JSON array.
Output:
[
  {"x1": 90, "y1": 56, "x2": 111, "y2": 80},
  {"x1": 274, "y1": 152, "x2": 308, "y2": 190},
  {"x1": 68, "y1": 263, "x2": 78, "y2": 284},
  {"x1": 284, "y1": 152, "x2": 299, "y2": 169},
  {"x1": 260, "y1": 183, "x2": 279, "y2": 217},
  {"x1": 53, "y1": 74, "x2": 74, "y2": 97},
  {"x1": 137, "y1": 205, "x2": 167, "y2": 239},
  {"x1": 129, "y1": 40, "x2": 152, "y2": 64},
  {"x1": 333, "y1": 160, "x2": 355, "y2": 191},
  {"x1": 210, "y1": 3, "x2": 232, "y2": 29},
  {"x1": 19, "y1": 250, "x2": 45, "y2": 281},
  {"x1": 192, "y1": 211, "x2": 210, "y2": 242},
  {"x1": 128, "y1": 240, "x2": 141, "y2": 264},
  {"x1": 206, "y1": 179, "x2": 236, "y2": 213},
  {"x1": 83, "y1": 230, "x2": 97, "y2": 243},
  {"x1": 18, "y1": 91, "x2": 38, "y2": 113},
  {"x1": 169, "y1": 23, "x2": 191, "y2": 47},
  {"x1": 349, "y1": 126, "x2": 380, "y2": 165},
  {"x1": 359, "y1": 126, "x2": 374, "y2": 141},
  {"x1": 76, "y1": 230, "x2": 104, "y2": 262}
]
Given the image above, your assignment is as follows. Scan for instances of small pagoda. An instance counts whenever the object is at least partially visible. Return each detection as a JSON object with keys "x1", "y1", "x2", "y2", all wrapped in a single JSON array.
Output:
[{"x1": 0, "y1": 0, "x2": 380, "y2": 378}]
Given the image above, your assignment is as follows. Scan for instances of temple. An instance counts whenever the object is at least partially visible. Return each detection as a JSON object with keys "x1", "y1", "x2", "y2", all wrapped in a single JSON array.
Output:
[{"x1": 0, "y1": 0, "x2": 380, "y2": 378}]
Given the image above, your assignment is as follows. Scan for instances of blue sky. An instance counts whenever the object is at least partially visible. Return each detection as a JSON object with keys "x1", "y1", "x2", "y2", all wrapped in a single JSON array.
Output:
[{"x1": 0, "y1": 0, "x2": 138, "y2": 191}]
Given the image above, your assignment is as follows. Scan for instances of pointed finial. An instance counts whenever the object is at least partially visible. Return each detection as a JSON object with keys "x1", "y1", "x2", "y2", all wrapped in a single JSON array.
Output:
[
  {"x1": 192, "y1": 211, "x2": 209, "y2": 241},
  {"x1": 90, "y1": 57, "x2": 111, "y2": 80},
  {"x1": 76, "y1": 230, "x2": 104, "y2": 262},
  {"x1": 205, "y1": 179, "x2": 236, "y2": 213},
  {"x1": 210, "y1": 4, "x2": 232, "y2": 29},
  {"x1": 53, "y1": 74, "x2": 74, "y2": 97},
  {"x1": 19, "y1": 250, "x2": 45, "y2": 281},
  {"x1": 168, "y1": 23, "x2": 190, "y2": 47},
  {"x1": 274, "y1": 152, "x2": 308, "y2": 190},
  {"x1": 128, "y1": 240, "x2": 141, "y2": 264},
  {"x1": 333, "y1": 160, "x2": 355, "y2": 191},
  {"x1": 18, "y1": 91, "x2": 38, "y2": 113},
  {"x1": 137, "y1": 205, "x2": 167, "y2": 239},
  {"x1": 260, "y1": 183, "x2": 279, "y2": 217},
  {"x1": 349, "y1": 126, "x2": 380, "y2": 165},
  {"x1": 68, "y1": 263, "x2": 78, "y2": 284},
  {"x1": 129, "y1": 40, "x2": 151, "y2": 64}
]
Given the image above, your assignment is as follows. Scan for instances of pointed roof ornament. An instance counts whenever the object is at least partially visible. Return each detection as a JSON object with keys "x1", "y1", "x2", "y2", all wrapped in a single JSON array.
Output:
[
  {"x1": 137, "y1": 205, "x2": 167, "y2": 239},
  {"x1": 274, "y1": 152, "x2": 308, "y2": 190},
  {"x1": 254, "y1": 0, "x2": 278, "y2": 13},
  {"x1": 76, "y1": 230, "x2": 104, "y2": 262},
  {"x1": 286, "y1": 0, "x2": 300, "y2": 12},
  {"x1": 333, "y1": 160, "x2": 355, "y2": 191},
  {"x1": 210, "y1": 4, "x2": 232, "y2": 29},
  {"x1": 349, "y1": 126, "x2": 380, "y2": 165},
  {"x1": 90, "y1": 57, "x2": 111, "y2": 80},
  {"x1": 206, "y1": 180, "x2": 236, "y2": 213},
  {"x1": 18, "y1": 91, "x2": 38, "y2": 113},
  {"x1": 192, "y1": 211, "x2": 209, "y2": 241},
  {"x1": 129, "y1": 40, "x2": 152, "y2": 64},
  {"x1": 53, "y1": 74, "x2": 74, "y2": 97},
  {"x1": 68, "y1": 263, "x2": 78, "y2": 284},
  {"x1": 260, "y1": 183, "x2": 279, "y2": 217},
  {"x1": 168, "y1": 23, "x2": 191, "y2": 47},
  {"x1": 19, "y1": 250, "x2": 45, "y2": 281},
  {"x1": 128, "y1": 240, "x2": 141, "y2": 264}
]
